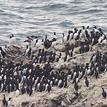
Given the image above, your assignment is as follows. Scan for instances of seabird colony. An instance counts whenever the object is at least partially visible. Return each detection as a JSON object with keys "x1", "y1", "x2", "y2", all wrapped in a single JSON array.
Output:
[{"x1": 0, "y1": 25, "x2": 107, "y2": 106}]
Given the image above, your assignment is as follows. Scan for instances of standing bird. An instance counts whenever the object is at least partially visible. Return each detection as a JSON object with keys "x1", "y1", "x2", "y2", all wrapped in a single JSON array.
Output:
[
  {"x1": 44, "y1": 38, "x2": 56, "y2": 49},
  {"x1": 85, "y1": 77, "x2": 89, "y2": 87},
  {"x1": 8, "y1": 98, "x2": 12, "y2": 107},
  {"x1": 80, "y1": 26, "x2": 86, "y2": 39},
  {"x1": 35, "y1": 39, "x2": 44, "y2": 48},
  {"x1": 98, "y1": 34, "x2": 106, "y2": 44},
  {"x1": 73, "y1": 29, "x2": 82, "y2": 40},
  {"x1": 102, "y1": 87, "x2": 106, "y2": 98},
  {"x1": 74, "y1": 82, "x2": 79, "y2": 92},
  {"x1": 93, "y1": 26, "x2": 100, "y2": 34},
  {"x1": 62, "y1": 33, "x2": 67, "y2": 42},
  {"x1": 2, "y1": 94, "x2": 8, "y2": 107},
  {"x1": 0, "y1": 47, "x2": 6, "y2": 58},
  {"x1": 95, "y1": 70, "x2": 99, "y2": 79},
  {"x1": 47, "y1": 83, "x2": 51, "y2": 93},
  {"x1": 25, "y1": 45, "x2": 32, "y2": 58},
  {"x1": 9, "y1": 34, "x2": 17, "y2": 45}
]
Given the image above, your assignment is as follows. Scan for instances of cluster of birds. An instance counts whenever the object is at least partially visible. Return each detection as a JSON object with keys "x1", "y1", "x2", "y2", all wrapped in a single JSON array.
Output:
[
  {"x1": 1, "y1": 50, "x2": 107, "y2": 106},
  {"x1": 70, "y1": 50, "x2": 107, "y2": 97},
  {"x1": 0, "y1": 25, "x2": 107, "y2": 107},
  {"x1": 0, "y1": 25, "x2": 106, "y2": 60},
  {"x1": 3, "y1": 25, "x2": 105, "y2": 55},
  {"x1": 23, "y1": 25, "x2": 107, "y2": 62},
  {"x1": 0, "y1": 58, "x2": 68, "y2": 94},
  {"x1": 30, "y1": 48, "x2": 73, "y2": 65},
  {"x1": 66, "y1": 25, "x2": 106, "y2": 44},
  {"x1": 4, "y1": 26, "x2": 106, "y2": 61}
]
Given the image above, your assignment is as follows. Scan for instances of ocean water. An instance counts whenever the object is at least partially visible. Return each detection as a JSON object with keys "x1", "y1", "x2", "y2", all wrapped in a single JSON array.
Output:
[{"x1": 0, "y1": 0, "x2": 107, "y2": 45}]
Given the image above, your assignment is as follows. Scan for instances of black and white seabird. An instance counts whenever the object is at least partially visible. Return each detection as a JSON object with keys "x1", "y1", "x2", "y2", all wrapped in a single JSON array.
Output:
[
  {"x1": 25, "y1": 45, "x2": 32, "y2": 58},
  {"x1": 102, "y1": 87, "x2": 106, "y2": 98},
  {"x1": 85, "y1": 77, "x2": 89, "y2": 87},
  {"x1": 0, "y1": 47, "x2": 6, "y2": 58},
  {"x1": 74, "y1": 82, "x2": 79, "y2": 92},
  {"x1": 2, "y1": 94, "x2": 8, "y2": 107},
  {"x1": 9, "y1": 34, "x2": 17, "y2": 45}
]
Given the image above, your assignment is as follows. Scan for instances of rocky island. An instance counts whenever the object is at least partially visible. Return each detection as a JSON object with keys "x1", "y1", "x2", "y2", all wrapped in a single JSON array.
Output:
[{"x1": 0, "y1": 26, "x2": 107, "y2": 107}]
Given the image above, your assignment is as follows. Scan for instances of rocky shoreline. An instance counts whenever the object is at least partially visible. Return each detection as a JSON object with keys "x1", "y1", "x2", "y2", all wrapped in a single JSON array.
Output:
[
  {"x1": 0, "y1": 44, "x2": 106, "y2": 107},
  {"x1": 0, "y1": 26, "x2": 107, "y2": 107}
]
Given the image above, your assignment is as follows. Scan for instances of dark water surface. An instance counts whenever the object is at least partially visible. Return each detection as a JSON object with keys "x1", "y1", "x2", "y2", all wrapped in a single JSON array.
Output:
[{"x1": 0, "y1": 0, "x2": 107, "y2": 45}]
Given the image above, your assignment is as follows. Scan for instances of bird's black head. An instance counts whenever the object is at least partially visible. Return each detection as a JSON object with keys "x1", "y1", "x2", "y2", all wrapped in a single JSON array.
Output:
[
  {"x1": 74, "y1": 28, "x2": 78, "y2": 32},
  {"x1": 0, "y1": 47, "x2": 2, "y2": 50},
  {"x1": 52, "y1": 38, "x2": 57, "y2": 42},
  {"x1": 12, "y1": 34, "x2": 14, "y2": 37},
  {"x1": 36, "y1": 39, "x2": 38, "y2": 43},
  {"x1": 54, "y1": 32, "x2": 56, "y2": 35},
  {"x1": 93, "y1": 25, "x2": 97, "y2": 29},
  {"x1": 82, "y1": 26, "x2": 85, "y2": 29},
  {"x1": 98, "y1": 28, "x2": 102, "y2": 31},
  {"x1": 10, "y1": 34, "x2": 14, "y2": 38},
  {"x1": 68, "y1": 30, "x2": 73, "y2": 34},
  {"x1": 30, "y1": 35, "x2": 35, "y2": 38},
  {"x1": 102, "y1": 87, "x2": 104, "y2": 90},
  {"x1": 87, "y1": 26, "x2": 89, "y2": 29},
  {"x1": 86, "y1": 63, "x2": 89, "y2": 66},
  {"x1": 8, "y1": 98, "x2": 12, "y2": 101},
  {"x1": 98, "y1": 28, "x2": 103, "y2": 34},
  {"x1": 79, "y1": 29, "x2": 82, "y2": 34}
]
